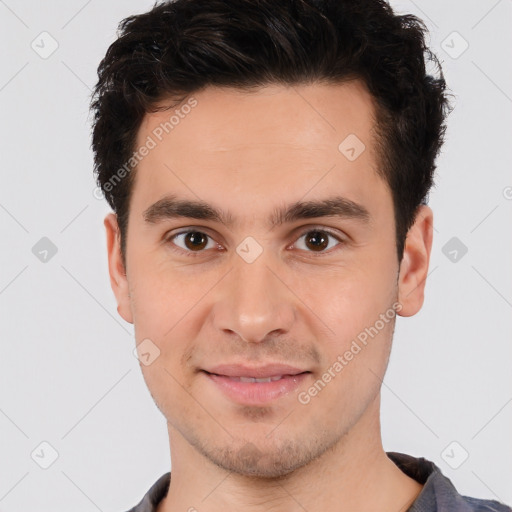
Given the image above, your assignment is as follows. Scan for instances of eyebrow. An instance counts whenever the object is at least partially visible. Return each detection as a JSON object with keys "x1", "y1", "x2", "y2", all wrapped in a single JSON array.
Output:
[{"x1": 142, "y1": 194, "x2": 371, "y2": 229}]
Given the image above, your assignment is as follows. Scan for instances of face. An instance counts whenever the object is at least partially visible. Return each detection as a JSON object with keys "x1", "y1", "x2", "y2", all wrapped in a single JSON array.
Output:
[{"x1": 105, "y1": 81, "x2": 432, "y2": 478}]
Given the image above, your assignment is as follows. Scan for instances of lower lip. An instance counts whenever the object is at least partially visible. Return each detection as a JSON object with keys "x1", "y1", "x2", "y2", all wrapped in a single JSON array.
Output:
[{"x1": 203, "y1": 371, "x2": 310, "y2": 405}]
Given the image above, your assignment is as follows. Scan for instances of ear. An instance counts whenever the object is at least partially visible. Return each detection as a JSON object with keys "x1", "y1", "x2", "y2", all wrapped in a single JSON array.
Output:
[
  {"x1": 397, "y1": 205, "x2": 434, "y2": 317},
  {"x1": 104, "y1": 213, "x2": 134, "y2": 324}
]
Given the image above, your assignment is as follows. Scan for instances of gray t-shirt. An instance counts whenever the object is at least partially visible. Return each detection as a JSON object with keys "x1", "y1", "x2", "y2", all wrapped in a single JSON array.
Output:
[{"x1": 125, "y1": 452, "x2": 511, "y2": 512}]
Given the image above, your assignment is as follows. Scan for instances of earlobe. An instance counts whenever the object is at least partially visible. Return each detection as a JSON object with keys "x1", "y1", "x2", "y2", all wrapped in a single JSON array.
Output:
[
  {"x1": 397, "y1": 205, "x2": 434, "y2": 318},
  {"x1": 104, "y1": 213, "x2": 134, "y2": 324}
]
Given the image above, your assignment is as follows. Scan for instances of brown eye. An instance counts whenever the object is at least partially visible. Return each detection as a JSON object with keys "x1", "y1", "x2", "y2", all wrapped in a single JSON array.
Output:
[
  {"x1": 168, "y1": 230, "x2": 217, "y2": 254},
  {"x1": 294, "y1": 229, "x2": 342, "y2": 253},
  {"x1": 183, "y1": 231, "x2": 208, "y2": 251},
  {"x1": 304, "y1": 231, "x2": 329, "y2": 251}
]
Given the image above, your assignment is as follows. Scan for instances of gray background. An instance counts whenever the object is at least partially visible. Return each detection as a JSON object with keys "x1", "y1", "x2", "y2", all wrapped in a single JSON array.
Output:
[{"x1": 0, "y1": 0, "x2": 511, "y2": 510}]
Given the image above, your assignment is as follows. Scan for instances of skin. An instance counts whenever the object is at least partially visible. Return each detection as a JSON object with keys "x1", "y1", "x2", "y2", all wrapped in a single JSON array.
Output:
[{"x1": 105, "y1": 80, "x2": 433, "y2": 512}]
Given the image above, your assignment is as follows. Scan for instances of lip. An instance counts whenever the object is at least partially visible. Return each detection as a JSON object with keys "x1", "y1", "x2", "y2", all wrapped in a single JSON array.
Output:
[
  {"x1": 202, "y1": 369, "x2": 311, "y2": 405},
  {"x1": 203, "y1": 363, "x2": 308, "y2": 379}
]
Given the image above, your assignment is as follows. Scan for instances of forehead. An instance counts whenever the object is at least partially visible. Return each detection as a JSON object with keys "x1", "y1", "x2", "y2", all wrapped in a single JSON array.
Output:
[
  {"x1": 138, "y1": 80, "x2": 377, "y2": 153},
  {"x1": 131, "y1": 81, "x2": 390, "y2": 224}
]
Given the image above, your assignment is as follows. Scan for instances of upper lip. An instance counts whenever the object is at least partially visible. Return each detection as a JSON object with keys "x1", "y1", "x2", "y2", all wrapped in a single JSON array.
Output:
[{"x1": 203, "y1": 364, "x2": 310, "y2": 378}]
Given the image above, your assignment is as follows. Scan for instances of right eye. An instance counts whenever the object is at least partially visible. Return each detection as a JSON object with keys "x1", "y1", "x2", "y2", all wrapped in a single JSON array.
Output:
[{"x1": 165, "y1": 229, "x2": 221, "y2": 256}]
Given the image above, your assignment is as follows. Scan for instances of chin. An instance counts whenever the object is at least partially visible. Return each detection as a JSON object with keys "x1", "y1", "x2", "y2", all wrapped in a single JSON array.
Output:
[{"x1": 200, "y1": 435, "x2": 333, "y2": 479}]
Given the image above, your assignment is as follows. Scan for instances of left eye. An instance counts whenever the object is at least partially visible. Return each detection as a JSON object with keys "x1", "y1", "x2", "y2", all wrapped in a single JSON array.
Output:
[{"x1": 293, "y1": 229, "x2": 343, "y2": 253}]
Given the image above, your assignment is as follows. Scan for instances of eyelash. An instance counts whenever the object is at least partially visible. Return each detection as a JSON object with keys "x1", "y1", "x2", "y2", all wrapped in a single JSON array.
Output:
[{"x1": 164, "y1": 227, "x2": 345, "y2": 258}]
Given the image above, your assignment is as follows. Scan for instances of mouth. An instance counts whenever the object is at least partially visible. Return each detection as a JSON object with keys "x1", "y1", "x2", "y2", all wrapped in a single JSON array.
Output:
[
  {"x1": 205, "y1": 373, "x2": 298, "y2": 383},
  {"x1": 201, "y1": 370, "x2": 312, "y2": 405}
]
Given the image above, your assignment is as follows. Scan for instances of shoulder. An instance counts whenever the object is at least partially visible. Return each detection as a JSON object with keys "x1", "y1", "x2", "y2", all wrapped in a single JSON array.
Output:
[
  {"x1": 387, "y1": 452, "x2": 511, "y2": 512},
  {"x1": 123, "y1": 472, "x2": 171, "y2": 512},
  {"x1": 459, "y1": 496, "x2": 512, "y2": 512}
]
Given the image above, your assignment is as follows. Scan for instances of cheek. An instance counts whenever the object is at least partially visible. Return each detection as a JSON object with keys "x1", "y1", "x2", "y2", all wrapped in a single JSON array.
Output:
[
  {"x1": 298, "y1": 264, "x2": 396, "y2": 341},
  {"x1": 299, "y1": 262, "x2": 398, "y2": 399},
  {"x1": 301, "y1": 313, "x2": 394, "y2": 420},
  {"x1": 138, "y1": 357, "x2": 197, "y2": 424},
  {"x1": 128, "y1": 252, "x2": 196, "y2": 338},
  {"x1": 128, "y1": 258, "x2": 208, "y2": 378}
]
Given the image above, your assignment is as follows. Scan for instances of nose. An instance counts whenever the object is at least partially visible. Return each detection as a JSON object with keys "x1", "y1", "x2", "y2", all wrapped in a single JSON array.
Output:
[{"x1": 211, "y1": 251, "x2": 296, "y2": 344}]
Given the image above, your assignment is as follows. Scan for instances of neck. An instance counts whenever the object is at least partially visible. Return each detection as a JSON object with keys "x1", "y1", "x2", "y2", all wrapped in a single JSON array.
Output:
[{"x1": 157, "y1": 395, "x2": 423, "y2": 512}]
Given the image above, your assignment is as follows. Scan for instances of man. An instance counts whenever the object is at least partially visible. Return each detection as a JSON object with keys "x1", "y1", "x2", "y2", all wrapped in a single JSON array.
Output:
[{"x1": 90, "y1": 0, "x2": 511, "y2": 511}]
